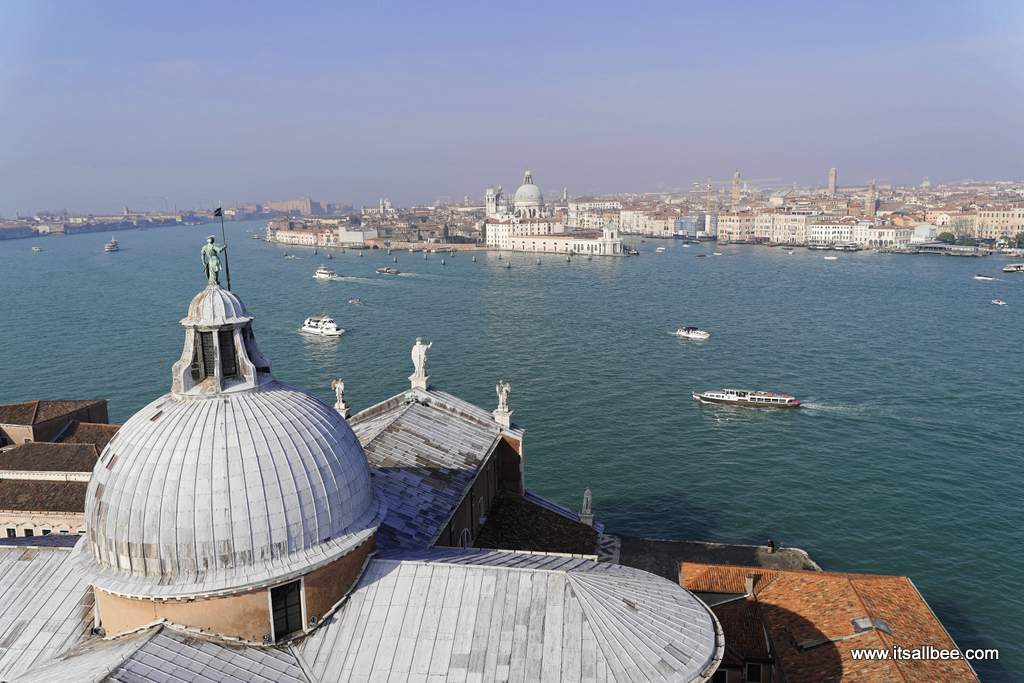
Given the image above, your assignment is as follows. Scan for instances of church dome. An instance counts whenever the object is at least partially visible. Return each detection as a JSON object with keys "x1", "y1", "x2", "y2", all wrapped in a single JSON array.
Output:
[
  {"x1": 513, "y1": 169, "x2": 544, "y2": 209},
  {"x1": 81, "y1": 285, "x2": 383, "y2": 599},
  {"x1": 183, "y1": 285, "x2": 253, "y2": 327}
]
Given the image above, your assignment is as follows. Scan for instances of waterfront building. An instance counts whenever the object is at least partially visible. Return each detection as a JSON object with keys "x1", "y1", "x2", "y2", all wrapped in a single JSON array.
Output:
[
  {"x1": 681, "y1": 562, "x2": 978, "y2": 682},
  {"x1": 974, "y1": 206, "x2": 1024, "y2": 240},
  {"x1": 619, "y1": 208, "x2": 678, "y2": 237},
  {"x1": 808, "y1": 216, "x2": 859, "y2": 247},
  {"x1": 675, "y1": 214, "x2": 703, "y2": 239},
  {"x1": 485, "y1": 171, "x2": 624, "y2": 256},
  {"x1": 717, "y1": 212, "x2": 756, "y2": 243},
  {"x1": 0, "y1": 280, "x2": 722, "y2": 681}
]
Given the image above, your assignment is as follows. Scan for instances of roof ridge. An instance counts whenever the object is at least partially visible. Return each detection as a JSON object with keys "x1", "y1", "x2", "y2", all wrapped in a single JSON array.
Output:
[
  {"x1": 30, "y1": 400, "x2": 40, "y2": 424},
  {"x1": 848, "y1": 577, "x2": 909, "y2": 683}
]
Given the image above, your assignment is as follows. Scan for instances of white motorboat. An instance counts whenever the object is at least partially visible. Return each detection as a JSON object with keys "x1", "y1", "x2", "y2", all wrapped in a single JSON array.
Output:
[
  {"x1": 991, "y1": 299, "x2": 1007, "y2": 306},
  {"x1": 31, "y1": 246, "x2": 42, "y2": 252},
  {"x1": 656, "y1": 246, "x2": 667, "y2": 253},
  {"x1": 104, "y1": 238, "x2": 119, "y2": 252},
  {"x1": 313, "y1": 266, "x2": 338, "y2": 280},
  {"x1": 823, "y1": 256, "x2": 839, "y2": 261},
  {"x1": 376, "y1": 266, "x2": 400, "y2": 275},
  {"x1": 675, "y1": 326, "x2": 710, "y2": 340},
  {"x1": 1002, "y1": 263, "x2": 1024, "y2": 273},
  {"x1": 712, "y1": 251, "x2": 723, "y2": 256},
  {"x1": 300, "y1": 316, "x2": 345, "y2": 337},
  {"x1": 692, "y1": 388, "x2": 801, "y2": 409},
  {"x1": 974, "y1": 274, "x2": 994, "y2": 281}
]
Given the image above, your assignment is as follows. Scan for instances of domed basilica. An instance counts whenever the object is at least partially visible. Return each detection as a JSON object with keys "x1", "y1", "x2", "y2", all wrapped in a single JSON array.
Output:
[{"x1": 0, "y1": 275, "x2": 719, "y2": 681}]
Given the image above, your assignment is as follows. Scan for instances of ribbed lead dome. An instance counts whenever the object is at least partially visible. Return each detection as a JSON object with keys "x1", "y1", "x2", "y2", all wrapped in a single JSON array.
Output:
[
  {"x1": 183, "y1": 285, "x2": 253, "y2": 326},
  {"x1": 81, "y1": 285, "x2": 383, "y2": 598}
]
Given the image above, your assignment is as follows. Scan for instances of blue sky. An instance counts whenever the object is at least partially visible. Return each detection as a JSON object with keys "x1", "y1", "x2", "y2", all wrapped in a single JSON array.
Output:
[{"x1": 1, "y1": 1, "x2": 1022, "y2": 214}]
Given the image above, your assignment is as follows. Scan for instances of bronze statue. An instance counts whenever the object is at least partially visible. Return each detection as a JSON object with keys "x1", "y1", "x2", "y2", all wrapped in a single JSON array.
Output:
[{"x1": 201, "y1": 236, "x2": 227, "y2": 286}]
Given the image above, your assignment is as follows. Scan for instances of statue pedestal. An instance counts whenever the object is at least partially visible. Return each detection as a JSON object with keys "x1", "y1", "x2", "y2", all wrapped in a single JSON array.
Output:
[
  {"x1": 335, "y1": 401, "x2": 351, "y2": 419},
  {"x1": 410, "y1": 374, "x2": 429, "y2": 391},
  {"x1": 493, "y1": 409, "x2": 512, "y2": 429}
]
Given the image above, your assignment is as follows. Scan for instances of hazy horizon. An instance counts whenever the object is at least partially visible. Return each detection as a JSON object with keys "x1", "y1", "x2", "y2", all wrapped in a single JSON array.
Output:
[{"x1": 2, "y1": 1, "x2": 1022, "y2": 215}]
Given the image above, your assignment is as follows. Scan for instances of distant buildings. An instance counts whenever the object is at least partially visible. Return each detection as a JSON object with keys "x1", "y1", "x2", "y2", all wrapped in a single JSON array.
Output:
[
  {"x1": 484, "y1": 170, "x2": 624, "y2": 256},
  {"x1": 828, "y1": 167, "x2": 838, "y2": 196}
]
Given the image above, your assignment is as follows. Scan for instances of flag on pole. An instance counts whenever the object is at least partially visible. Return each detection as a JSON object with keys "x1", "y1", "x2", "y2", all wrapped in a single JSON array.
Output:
[{"x1": 213, "y1": 207, "x2": 223, "y2": 217}]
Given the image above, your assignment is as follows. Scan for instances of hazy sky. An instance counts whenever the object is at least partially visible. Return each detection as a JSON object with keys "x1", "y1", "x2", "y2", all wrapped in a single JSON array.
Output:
[{"x1": 2, "y1": 1, "x2": 1022, "y2": 215}]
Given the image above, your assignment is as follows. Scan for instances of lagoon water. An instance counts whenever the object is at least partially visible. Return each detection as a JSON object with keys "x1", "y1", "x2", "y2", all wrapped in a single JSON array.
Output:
[{"x1": 1, "y1": 220, "x2": 1021, "y2": 679}]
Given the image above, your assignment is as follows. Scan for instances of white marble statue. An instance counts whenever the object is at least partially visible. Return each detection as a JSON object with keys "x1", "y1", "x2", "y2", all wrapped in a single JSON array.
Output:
[
  {"x1": 331, "y1": 378, "x2": 350, "y2": 417},
  {"x1": 495, "y1": 380, "x2": 511, "y2": 413},
  {"x1": 410, "y1": 337, "x2": 432, "y2": 390},
  {"x1": 581, "y1": 487, "x2": 593, "y2": 516}
]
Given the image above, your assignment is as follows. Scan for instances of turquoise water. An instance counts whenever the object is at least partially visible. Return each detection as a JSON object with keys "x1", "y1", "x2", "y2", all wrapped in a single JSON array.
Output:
[{"x1": 1, "y1": 220, "x2": 1020, "y2": 680}]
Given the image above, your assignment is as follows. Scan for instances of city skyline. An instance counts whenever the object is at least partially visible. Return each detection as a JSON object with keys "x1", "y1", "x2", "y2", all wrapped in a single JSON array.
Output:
[{"x1": 2, "y1": 2, "x2": 1023, "y2": 215}]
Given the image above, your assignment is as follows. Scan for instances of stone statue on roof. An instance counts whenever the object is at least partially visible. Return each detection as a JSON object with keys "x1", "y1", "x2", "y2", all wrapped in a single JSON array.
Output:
[
  {"x1": 495, "y1": 380, "x2": 511, "y2": 413},
  {"x1": 331, "y1": 378, "x2": 351, "y2": 418},
  {"x1": 201, "y1": 236, "x2": 227, "y2": 286},
  {"x1": 410, "y1": 337, "x2": 432, "y2": 390}
]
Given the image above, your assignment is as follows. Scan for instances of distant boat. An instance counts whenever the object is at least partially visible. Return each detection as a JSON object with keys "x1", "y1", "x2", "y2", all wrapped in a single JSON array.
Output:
[
  {"x1": 991, "y1": 299, "x2": 1007, "y2": 306},
  {"x1": 104, "y1": 237, "x2": 119, "y2": 253},
  {"x1": 824, "y1": 256, "x2": 839, "y2": 261},
  {"x1": 656, "y1": 246, "x2": 667, "y2": 253},
  {"x1": 693, "y1": 388, "x2": 801, "y2": 409},
  {"x1": 674, "y1": 326, "x2": 710, "y2": 341},
  {"x1": 313, "y1": 266, "x2": 339, "y2": 280},
  {"x1": 376, "y1": 266, "x2": 400, "y2": 275},
  {"x1": 786, "y1": 250, "x2": 795, "y2": 254},
  {"x1": 712, "y1": 252, "x2": 723, "y2": 256},
  {"x1": 348, "y1": 298, "x2": 364, "y2": 305},
  {"x1": 300, "y1": 315, "x2": 345, "y2": 337},
  {"x1": 695, "y1": 254, "x2": 707, "y2": 258},
  {"x1": 1001, "y1": 263, "x2": 1024, "y2": 273},
  {"x1": 974, "y1": 274, "x2": 994, "y2": 281},
  {"x1": 31, "y1": 246, "x2": 42, "y2": 252}
]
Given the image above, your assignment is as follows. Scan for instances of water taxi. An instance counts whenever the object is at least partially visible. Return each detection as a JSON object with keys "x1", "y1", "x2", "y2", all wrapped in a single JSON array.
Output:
[
  {"x1": 674, "y1": 326, "x2": 710, "y2": 340},
  {"x1": 974, "y1": 274, "x2": 994, "y2": 281},
  {"x1": 692, "y1": 389, "x2": 801, "y2": 409},
  {"x1": 1001, "y1": 263, "x2": 1024, "y2": 273},
  {"x1": 992, "y1": 299, "x2": 1007, "y2": 306},
  {"x1": 300, "y1": 316, "x2": 345, "y2": 337},
  {"x1": 376, "y1": 266, "x2": 400, "y2": 275},
  {"x1": 104, "y1": 238, "x2": 119, "y2": 252},
  {"x1": 313, "y1": 266, "x2": 339, "y2": 280}
]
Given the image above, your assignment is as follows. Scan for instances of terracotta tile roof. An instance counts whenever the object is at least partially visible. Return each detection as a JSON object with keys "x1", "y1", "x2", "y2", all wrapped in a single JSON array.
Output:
[
  {"x1": 0, "y1": 400, "x2": 105, "y2": 426},
  {"x1": 0, "y1": 442, "x2": 98, "y2": 472},
  {"x1": 0, "y1": 479, "x2": 88, "y2": 513},
  {"x1": 680, "y1": 562, "x2": 978, "y2": 682},
  {"x1": 59, "y1": 421, "x2": 120, "y2": 451}
]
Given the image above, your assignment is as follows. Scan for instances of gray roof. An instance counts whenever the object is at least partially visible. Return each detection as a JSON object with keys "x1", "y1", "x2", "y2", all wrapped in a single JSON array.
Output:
[
  {"x1": 351, "y1": 388, "x2": 522, "y2": 549},
  {"x1": 181, "y1": 285, "x2": 254, "y2": 327},
  {"x1": 13, "y1": 626, "x2": 309, "y2": 683},
  {"x1": 83, "y1": 381, "x2": 384, "y2": 599},
  {"x1": 296, "y1": 548, "x2": 723, "y2": 682},
  {"x1": 0, "y1": 545, "x2": 94, "y2": 681}
]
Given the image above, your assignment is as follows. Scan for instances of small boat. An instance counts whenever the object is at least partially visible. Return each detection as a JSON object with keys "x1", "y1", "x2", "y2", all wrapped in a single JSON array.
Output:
[
  {"x1": 824, "y1": 256, "x2": 838, "y2": 261},
  {"x1": 692, "y1": 389, "x2": 800, "y2": 409},
  {"x1": 1002, "y1": 263, "x2": 1024, "y2": 273},
  {"x1": 712, "y1": 252, "x2": 723, "y2": 256},
  {"x1": 31, "y1": 246, "x2": 42, "y2": 252},
  {"x1": 992, "y1": 299, "x2": 1007, "y2": 306},
  {"x1": 472, "y1": 255, "x2": 477, "y2": 262},
  {"x1": 104, "y1": 238, "x2": 120, "y2": 253},
  {"x1": 695, "y1": 254, "x2": 707, "y2": 258},
  {"x1": 327, "y1": 253, "x2": 333, "y2": 260},
  {"x1": 313, "y1": 249, "x2": 318, "y2": 255},
  {"x1": 974, "y1": 274, "x2": 994, "y2": 281},
  {"x1": 441, "y1": 259, "x2": 445, "y2": 265},
  {"x1": 674, "y1": 326, "x2": 710, "y2": 340},
  {"x1": 626, "y1": 248, "x2": 640, "y2": 256},
  {"x1": 300, "y1": 316, "x2": 345, "y2": 337},
  {"x1": 656, "y1": 246, "x2": 667, "y2": 253},
  {"x1": 505, "y1": 262, "x2": 511, "y2": 269},
  {"x1": 376, "y1": 266, "x2": 400, "y2": 275},
  {"x1": 682, "y1": 243, "x2": 691, "y2": 248},
  {"x1": 348, "y1": 298, "x2": 364, "y2": 305},
  {"x1": 313, "y1": 266, "x2": 338, "y2": 280},
  {"x1": 786, "y1": 250, "x2": 795, "y2": 255}
]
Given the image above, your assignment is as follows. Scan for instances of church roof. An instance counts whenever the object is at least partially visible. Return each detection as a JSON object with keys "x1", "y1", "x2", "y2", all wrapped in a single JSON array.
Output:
[
  {"x1": 0, "y1": 545, "x2": 94, "y2": 681},
  {"x1": 297, "y1": 548, "x2": 724, "y2": 682},
  {"x1": 350, "y1": 387, "x2": 519, "y2": 549},
  {"x1": 0, "y1": 400, "x2": 105, "y2": 427},
  {"x1": 83, "y1": 381, "x2": 383, "y2": 599}
]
